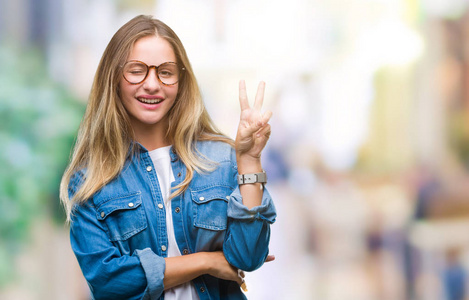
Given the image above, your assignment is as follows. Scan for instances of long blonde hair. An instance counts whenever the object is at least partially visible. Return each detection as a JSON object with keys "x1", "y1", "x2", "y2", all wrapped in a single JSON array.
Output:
[{"x1": 60, "y1": 15, "x2": 232, "y2": 221}]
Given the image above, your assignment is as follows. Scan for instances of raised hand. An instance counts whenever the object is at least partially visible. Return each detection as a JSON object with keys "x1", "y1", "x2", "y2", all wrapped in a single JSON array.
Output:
[{"x1": 235, "y1": 80, "x2": 272, "y2": 161}]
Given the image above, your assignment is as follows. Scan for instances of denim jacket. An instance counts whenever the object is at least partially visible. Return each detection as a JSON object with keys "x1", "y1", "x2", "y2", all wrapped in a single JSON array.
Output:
[{"x1": 68, "y1": 140, "x2": 276, "y2": 300}]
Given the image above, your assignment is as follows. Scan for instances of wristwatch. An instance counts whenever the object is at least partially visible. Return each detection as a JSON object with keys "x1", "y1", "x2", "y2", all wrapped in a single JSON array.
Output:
[{"x1": 237, "y1": 171, "x2": 267, "y2": 185}]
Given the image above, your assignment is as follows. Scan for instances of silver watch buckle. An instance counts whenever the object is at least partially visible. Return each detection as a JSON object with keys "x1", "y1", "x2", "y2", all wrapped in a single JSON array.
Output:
[{"x1": 237, "y1": 171, "x2": 267, "y2": 185}]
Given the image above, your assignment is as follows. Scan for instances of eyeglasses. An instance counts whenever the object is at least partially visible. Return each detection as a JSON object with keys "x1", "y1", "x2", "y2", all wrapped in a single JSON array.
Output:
[{"x1": 122, "y1": 60, "x2": 185, "y2": 85}]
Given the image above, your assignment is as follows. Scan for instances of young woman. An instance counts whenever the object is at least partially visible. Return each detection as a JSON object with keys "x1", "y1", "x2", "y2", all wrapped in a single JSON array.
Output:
[{"x1": 60, "y1": 15, "x2": 276, "y2": 300}]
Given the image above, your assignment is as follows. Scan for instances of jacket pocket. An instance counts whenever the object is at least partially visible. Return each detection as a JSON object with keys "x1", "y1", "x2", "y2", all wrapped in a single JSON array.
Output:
[
  {"x1": 191, "y1": 186, "x2": 231, "y2": 231},
  {"x1": 96, "y1": 192, "x2": 147, "y2": 241}
]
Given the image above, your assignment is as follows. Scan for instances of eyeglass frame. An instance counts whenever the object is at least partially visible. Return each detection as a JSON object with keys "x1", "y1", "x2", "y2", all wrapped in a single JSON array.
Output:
[{"x1": 121, "y1": 60, "x2": 186, "y2": 86}]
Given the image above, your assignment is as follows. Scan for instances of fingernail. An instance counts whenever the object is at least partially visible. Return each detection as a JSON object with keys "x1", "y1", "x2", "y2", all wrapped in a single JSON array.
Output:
[{"x1": 241, "y1": 281, "x2": 248, "y2": 292}]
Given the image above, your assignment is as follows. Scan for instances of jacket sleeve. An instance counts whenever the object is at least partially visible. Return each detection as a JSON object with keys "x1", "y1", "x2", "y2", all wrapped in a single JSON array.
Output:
[
  {"x1": 68, "y1": 172, "x2": 165, "y2": 300},
  {"x1": 222, "y1": 149, "x2": 277, "y2": 272}
]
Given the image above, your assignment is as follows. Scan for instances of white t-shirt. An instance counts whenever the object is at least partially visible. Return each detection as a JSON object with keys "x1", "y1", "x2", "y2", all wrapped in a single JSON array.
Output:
[{"x1": 149, "y1": 146, "x2": 199, "y2": 300}]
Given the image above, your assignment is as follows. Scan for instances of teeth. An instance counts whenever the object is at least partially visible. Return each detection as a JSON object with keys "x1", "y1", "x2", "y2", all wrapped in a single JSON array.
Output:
[{"x1": 138, "y1": 98, "x2": 163, "y2": 104}]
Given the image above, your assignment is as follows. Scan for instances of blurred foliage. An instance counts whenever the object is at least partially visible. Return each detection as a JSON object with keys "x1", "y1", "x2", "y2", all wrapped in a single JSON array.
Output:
[
  {"x1": 0, "y1": 44, "x2": 84, "y2": 286},
  {"x1": 116, "y1": 0, "x2": 155, "y2": 11},
  {"x1": 448, "y1": 110, "x2": 469, "y2": 169}
]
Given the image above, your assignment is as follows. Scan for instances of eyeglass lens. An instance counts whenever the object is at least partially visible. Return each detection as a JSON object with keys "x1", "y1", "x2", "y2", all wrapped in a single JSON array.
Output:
[{"x1": 123, "y1": 61, "x2": 181, "y2": 85}]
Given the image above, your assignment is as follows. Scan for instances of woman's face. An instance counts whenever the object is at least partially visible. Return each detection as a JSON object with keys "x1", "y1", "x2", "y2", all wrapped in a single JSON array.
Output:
[{"x1": 119, "y1": 35, "x2": 179, "y2": 135}]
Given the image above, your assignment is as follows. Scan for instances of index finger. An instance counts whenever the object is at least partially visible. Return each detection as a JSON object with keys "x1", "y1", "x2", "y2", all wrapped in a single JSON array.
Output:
[
  {"x1": 265, "y1": 254, "x2": 276, "y2": 262},
  {"x1": 239, "y1": 80, "x2": 250, "y2": 111}
]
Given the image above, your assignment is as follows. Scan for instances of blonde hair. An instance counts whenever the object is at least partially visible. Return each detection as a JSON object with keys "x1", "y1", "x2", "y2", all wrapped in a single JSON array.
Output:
[{"x1": 60, "y1": 15, "x2": 232, "y2": 221}]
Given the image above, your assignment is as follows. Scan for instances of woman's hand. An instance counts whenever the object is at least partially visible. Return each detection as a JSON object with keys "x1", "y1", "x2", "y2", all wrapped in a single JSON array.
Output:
[
  {"x1": 205, "y1": 251, "x2": 244, "y2": 285},
  {"x1": 204, "y1": 252, "x2": 275, "y2": 290},
  {"x1": 235, "y1": 80, "x2": 272, "y2": 163}
]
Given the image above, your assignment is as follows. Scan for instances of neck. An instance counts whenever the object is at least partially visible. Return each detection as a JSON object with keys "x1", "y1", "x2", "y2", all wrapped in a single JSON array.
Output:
[{"x1": 131, "y1": 120, "x2": 171, "y2": 151}]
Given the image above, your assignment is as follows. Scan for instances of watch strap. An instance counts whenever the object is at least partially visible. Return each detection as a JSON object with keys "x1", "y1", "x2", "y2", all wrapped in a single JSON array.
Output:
[{"x1": 237, "y1": 171, "x2": 267, "y2": 185}]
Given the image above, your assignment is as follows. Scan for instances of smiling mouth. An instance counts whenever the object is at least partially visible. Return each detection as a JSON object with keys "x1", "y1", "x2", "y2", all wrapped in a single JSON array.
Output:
[{"x1": 137, "y1": 97, "x2": 164, "y2": 104}]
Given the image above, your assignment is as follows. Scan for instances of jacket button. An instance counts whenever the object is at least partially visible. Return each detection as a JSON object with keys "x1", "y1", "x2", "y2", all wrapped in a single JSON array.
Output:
[
  {"x1": 146, "y1": 166, "x2": 152, "y2": 172},
  {"x1": 226, "y1": 196, "x2": 230, "y2": 200},
  {"x1": 175, "y1": 207, "x2": 180, "y2": 213},
  {"x1": 158, "y1": 203, "x2": 164, "y2": 209},
  {"x1": 183, "y1": 249, "x2": 189, "y2": 255},
  {"x1": 100, "y1": 212, "x2": 105, "y2": 218},
  {"x1": 161, "y1": 245, "x2": 167, "y2": 251},
  {"x1": 199, "y1": 197, "x2": 205, "y2": 201},
  {"x1": 200, "y1": 287, "x2": 205, "y2": 293},
  {"x1": 128, "y1": 202, "x2": 134, "y2": 207}
]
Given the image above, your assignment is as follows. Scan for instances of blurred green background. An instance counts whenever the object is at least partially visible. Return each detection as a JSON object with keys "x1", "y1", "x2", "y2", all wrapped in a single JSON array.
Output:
[{"x1": 0, "y1": 44, "x2": 83, "y2": 285}]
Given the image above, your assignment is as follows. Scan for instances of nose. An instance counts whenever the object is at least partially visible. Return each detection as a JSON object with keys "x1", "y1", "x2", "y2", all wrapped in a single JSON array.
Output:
[{"x1": 142, "y1": 68, "x2": 162, "y2": 91}]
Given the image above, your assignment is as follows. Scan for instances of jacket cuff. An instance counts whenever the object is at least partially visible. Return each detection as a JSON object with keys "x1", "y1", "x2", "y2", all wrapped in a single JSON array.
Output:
[
  {"x1": 134, "y1": 248, "x2": 166, "y2": 299},
  {"x1": 227, "y1": 187, "x2": 276, "y2": 223}
]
